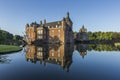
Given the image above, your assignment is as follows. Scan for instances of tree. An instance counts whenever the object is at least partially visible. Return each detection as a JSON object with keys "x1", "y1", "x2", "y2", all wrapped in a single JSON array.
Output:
[{"x1": 0, "y1": 29, "x2": 23, "y2": 45}]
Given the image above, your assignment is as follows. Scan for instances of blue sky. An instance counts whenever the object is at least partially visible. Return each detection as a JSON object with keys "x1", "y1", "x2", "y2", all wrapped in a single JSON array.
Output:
[{"x1": 0, "y1": 0, "x2": 120, "y2": 35}]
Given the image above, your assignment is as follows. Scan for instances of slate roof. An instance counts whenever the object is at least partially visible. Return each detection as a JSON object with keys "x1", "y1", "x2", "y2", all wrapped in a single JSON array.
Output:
[
  {"x1": 30, "y1": 22, "x2": 39, "y2": 27},
  {"x1": 29, "y1": 20, "x2": 62, "y2": 28},
  {"x1": 45, "y1": 21, "x2": 61, "y2": 27}
]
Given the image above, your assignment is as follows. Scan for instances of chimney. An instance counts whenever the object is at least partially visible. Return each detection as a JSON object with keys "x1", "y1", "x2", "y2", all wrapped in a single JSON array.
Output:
[
  {"x1": 40, "y1": 20, "x2": 42, "y2": 25},
  {"x1": 44, "y1": 19, "x2": 46, "y2": 24}
]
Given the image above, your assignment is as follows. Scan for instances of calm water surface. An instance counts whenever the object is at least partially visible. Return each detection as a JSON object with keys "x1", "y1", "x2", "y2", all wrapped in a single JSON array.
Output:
[{"x1": 0, "y1": 44, "x2": 120, "y2": 80}]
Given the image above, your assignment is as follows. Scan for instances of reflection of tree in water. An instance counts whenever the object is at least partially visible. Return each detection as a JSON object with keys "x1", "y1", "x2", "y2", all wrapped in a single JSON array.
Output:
[
  {"x1": 52, "y1": 36, "x2": 59, "y2": 42},
  {"x1": 49, "y1": 36, "x2": 61, "y2": 43},
  {"x1": 0, "y1": 55, "x2": 11, "y2": 64},
  {"x1": 88, "y1": 44, "x2": 119, "y2": 51},
  {"x1": 75, "y1": 43, "x2": 120, "y2": 58}
]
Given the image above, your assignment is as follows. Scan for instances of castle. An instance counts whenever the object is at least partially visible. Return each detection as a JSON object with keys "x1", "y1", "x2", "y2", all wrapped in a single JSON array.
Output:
[
  {"x1": 25, "y1": 12, "x2": 73, "y2": 44},
  {"x1": 76, "y1": 25, "x2": 89, "y2": 41}
]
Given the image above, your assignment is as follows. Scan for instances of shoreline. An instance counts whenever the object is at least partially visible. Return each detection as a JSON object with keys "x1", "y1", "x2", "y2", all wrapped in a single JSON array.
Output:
[
  {"x1": 0, "y1": 48, "x2": 22, "y2": 54},
  {"x1": 0, "y1": 45, "x2": 23, "y2": 54}
]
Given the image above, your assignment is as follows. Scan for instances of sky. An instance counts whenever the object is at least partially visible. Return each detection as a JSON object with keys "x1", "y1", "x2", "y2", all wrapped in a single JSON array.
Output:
[{"x1": 0, "y1": 0, "x2": 120, "y2": 35}]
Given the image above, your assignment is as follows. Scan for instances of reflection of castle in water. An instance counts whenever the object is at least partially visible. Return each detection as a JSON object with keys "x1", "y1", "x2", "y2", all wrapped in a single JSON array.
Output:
[
  {"x1": 25, "y1": 44, "x2": 74, "y2": 72},
  {"x1": 75, "y1": 44, "x2": 88, "y2": 58},
  {"x1": 25, "y1": 43, "x2": 119, "y2": 71}
]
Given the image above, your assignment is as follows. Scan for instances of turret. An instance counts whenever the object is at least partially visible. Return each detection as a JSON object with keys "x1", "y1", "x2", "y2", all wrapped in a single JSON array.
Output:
[
  {"x1": 66, "y1": 12, "x2": 69, "y2": 19},
  {"x1": 65, "y1": 12, "x2": 73, "y2": 28},
  {"x1": 26, "y1": 23, "x2": 29, "y2": 27},
  {"x1": 80, "y1": 25, "x2": 87, "y2": 32}
]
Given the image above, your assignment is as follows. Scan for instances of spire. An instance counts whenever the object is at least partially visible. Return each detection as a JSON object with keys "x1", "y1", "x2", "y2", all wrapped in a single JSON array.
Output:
[
  {"x1": 66, "y1": 12, "x2": 69, "y2": 18},
  {"x1": 82, "y1": 25, "x2": 85, "y2": 29},
  {"x1": 80, "y1": 25, "x2": 87, "y2": 32}
]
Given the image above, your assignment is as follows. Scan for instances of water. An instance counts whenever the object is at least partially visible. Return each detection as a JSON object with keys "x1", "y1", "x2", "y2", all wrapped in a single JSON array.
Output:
[{"x1": 0, "y1": 44, "x2": 120, "y2": 80}]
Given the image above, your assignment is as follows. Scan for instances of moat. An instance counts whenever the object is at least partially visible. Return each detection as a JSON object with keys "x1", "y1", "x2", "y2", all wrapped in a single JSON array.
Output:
[{"x1": 0, "y1": 44, "x2": 120, "y2": 80}]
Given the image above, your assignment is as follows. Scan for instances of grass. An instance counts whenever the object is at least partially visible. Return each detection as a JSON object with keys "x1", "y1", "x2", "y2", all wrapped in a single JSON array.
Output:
[{"x1": 0, "y1": 45, "x2": 22, "y2": 54}]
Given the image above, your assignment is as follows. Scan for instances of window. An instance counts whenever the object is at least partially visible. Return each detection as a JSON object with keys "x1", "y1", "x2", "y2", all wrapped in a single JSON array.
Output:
[
  {"x1": 58, "y1": 48, "x2": 60, "y2": 53},
  {"x1": 52, "y1": 30, "x2": 54, "y2": 37},
  {"x1": 40, "y1": 52, "x2": 43, "y2": 56},
  {"x1": 37, "y1": 52, "x2": 43, "y2": 56},
  {"x1": 58, "y1": 32, "x2": 60, "y2": 38},
  {"x1": 58, "y1": 30, "x2": 60, "y2": 32},
  {"x1": 58, "y1": 53, "x2": 60, "y2": 57},
  {"x1": 38, "y1": 36, "x2": 40, "y2": 39},
  {"x1": 37, "y1": 31, "x2": 40, "y2": 34},
  {"x1": 52, "y1": 30, "x2": 54, "y2": 33},
  {"x1": 59, "y1": 26, "x2": 62, "y2": 28},
  {"x1": 52, "y1": 34, "x2": 54, "y2": 37},
  {"x1": 52, "y1": 49, "x2": 54, "y2": 52},
  {"x1": 52, "y1": 52, "x2": 54, "y2": 56},
  {"x1": 32, "y1": 33, "x2": 34, "y2": 37},
  {"x1": 38, "y1": 36, "x2": 43, "y2": 39},
  {"x1": 38, "y1": 47, "x2": 43, "y2": 51},
  {"x1": 44, "y1": 30, "x2": 46, "y2": 34},
  {"x1": 44, "y1": 35, "x2": 46, "y2": 39},
  {"x1": 58, "y1": 34, "x2": 60, "y2": 38},
  {"x1": 49, "y1": 37, "x2": 51, "y2": 40},
  {"x1": 37, "y1": 30, "x2": 43, "y2": 34},
  {"x1": 29, "y1": 33, "x2": 31, "y2": 37}
]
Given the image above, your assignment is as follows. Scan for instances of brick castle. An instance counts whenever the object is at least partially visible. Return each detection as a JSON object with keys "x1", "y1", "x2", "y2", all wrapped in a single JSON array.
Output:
[{"x1": 25, "y1": 12, "x2": 74, "y2": 44}]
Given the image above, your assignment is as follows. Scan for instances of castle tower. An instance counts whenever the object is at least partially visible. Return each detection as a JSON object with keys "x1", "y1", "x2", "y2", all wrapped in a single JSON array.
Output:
[
  {"x1": 62, "y1": 17, "x2": 66, "y2": 27},
  {"x1": 25, "y1": 22, "x2": 37, "y2": 44},
  {"x1": 80, "y1": 25, "x2": 87, "y2": 32},
  {"x1": 76, "y1": 25, "x2": 88, "y2": 41}
]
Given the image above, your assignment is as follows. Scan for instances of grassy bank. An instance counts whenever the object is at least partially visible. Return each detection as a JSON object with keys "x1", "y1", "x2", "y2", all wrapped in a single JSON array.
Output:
[{"x1": 0, "y1": 45, "x2": 22, "y2": 54}]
